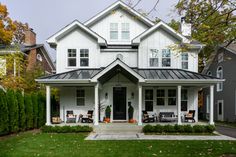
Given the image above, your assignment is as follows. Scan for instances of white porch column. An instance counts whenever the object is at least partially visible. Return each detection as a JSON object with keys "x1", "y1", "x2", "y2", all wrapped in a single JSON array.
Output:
[
  {"x1": 46, "y1": 85, "x2": 51, "y2": 125},
  {"x1": 138, "y1": 85, "x2": 142, "y2": 126},
  {"x1": 209, "y1": 85, "x2": 214, "y2": 125},
  {"x1": 177, "y1": 85, "x2": 182, "y2": 125},
  {"x1": 94, "y1": 83, "x2": 99, "y2": 126}
]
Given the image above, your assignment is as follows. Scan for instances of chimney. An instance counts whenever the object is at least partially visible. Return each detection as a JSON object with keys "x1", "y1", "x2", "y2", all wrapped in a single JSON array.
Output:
[
  {"x1": 24, "y1": 28, "x2": 36, "y2": 46},
  {"x1": 180, "y1": 17, "x2": 192, "y2": 37}
]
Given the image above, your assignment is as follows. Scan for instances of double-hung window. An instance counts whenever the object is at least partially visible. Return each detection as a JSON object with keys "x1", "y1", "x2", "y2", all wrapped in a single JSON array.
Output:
[
  {"x1": 181, "y1": 53, "x2": 188, "y2": 70},
  {"x1": 217, "y1": 66, "x2": 223, "y2": 91},
  {"x1": 121, "y1": 23, "x2": 130, "y2": 40},
  {"x1": 76, "y1": 89, "x2": 85, "y2": 106},
  {"x1": 145, "y1": 90, "x2": 153, "y2": 111},
  {"x1": 67, "y1": 49, "x2": 77, "y2": 67},
  {"x1": 162, "y1": 49, "x2": 171, "y2": 67},
  {"x1": 80, "y1": 49, "x2": 89, "y2": 67},
  {"x1": 110, "y1": 23, "x2": 118, "y2": 40},
  {"x1": 181, "y1": 89, "x2": 188, "y2": 111},
  {"x1": 156, "y1": 89, "x2": 165, "y2": 106},
  {"x1": 149, "y1": 49, "x2": 159, "y2": 67},
  {"x1": 168, "y1": 89, "x2": 176, "y2": 105}
]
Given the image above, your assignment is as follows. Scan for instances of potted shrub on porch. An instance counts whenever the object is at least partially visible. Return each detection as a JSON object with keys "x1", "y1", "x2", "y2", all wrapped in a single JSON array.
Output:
[
  {"x1": 128, "y1": 102, "x2": 135, "y2": 123},
  {"x1": 105, "y1": 105, "x2": 111, "y2": 123}
]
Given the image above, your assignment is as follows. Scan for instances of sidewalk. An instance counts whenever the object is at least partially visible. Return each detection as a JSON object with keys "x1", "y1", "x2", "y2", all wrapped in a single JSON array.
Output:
[{"x1": 86, "y1": 132, "x2": 236, "y2": 141}]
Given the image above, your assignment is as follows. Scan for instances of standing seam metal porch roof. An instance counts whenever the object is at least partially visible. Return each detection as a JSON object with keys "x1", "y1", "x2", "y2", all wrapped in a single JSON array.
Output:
[{"x1": 37, "y1": 68, "x2": 220, "y2": 81}]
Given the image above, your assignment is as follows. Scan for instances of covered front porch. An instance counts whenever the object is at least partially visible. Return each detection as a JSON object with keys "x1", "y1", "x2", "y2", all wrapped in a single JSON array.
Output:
[{"x1": 36, "y1": 59, "x2": 222, "y2": 127}]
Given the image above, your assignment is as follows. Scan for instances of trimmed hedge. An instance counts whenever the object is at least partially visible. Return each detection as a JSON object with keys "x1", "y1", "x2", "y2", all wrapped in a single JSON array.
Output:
[
  {"x1": 0, "y1": 89, "x2": 9, "y2": 136},
  {"x1": 143, "y1": 124, "x2": 215, "y2": 134},
  {"x1": 41, "y1": 125, "x2": 93, "y2": 133},
  {"x1": 25, "y1": 94, "x2": 33, "y2": 130},
  {"x1": 16, "y1": 91, "x2": 26, "y2": 131}
]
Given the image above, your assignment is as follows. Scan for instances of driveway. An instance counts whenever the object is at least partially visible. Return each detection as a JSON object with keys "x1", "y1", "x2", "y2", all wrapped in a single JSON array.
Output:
[{"x1": 216, "y1": 125, "x2": 236, "y2": 138}]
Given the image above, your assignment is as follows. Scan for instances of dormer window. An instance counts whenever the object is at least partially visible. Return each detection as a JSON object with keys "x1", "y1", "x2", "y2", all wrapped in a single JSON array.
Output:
[
  {"x1": 68, "y1": 49, "x2": 77, "y2": 67},
  {"x1": 149, "y1": 49, "x2": 159, "y2": 67},
  {"x1": 162, "y1": 49, "x2": 171, "y2": 67},
  {"x1": 110, "y1": 23, "x2": 118, "y2": 40},
  {"x1": 121, "y1": 23, "x2": 130, "y2": 40},
  {"x1": 218, "y1": 53, "x2": 223, "y2": 63},
  {"x1": 37, "y1": 54, "x2": 43, "y2": 62}
]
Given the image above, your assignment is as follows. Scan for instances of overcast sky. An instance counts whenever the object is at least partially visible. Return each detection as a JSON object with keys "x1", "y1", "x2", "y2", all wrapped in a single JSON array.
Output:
[{"x1": 1, "y1": 0, "x2": 179, "y2": 58}]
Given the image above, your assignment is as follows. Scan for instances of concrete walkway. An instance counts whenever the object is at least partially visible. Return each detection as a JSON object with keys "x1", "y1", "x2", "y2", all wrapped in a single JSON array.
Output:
[{"x1": 86, "y1": 132, "x2": 236, "y2": 141}]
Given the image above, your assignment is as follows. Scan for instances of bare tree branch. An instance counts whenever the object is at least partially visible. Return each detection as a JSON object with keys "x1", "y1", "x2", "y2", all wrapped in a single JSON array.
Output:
[{"x1": 147, "y1": 0, "x2": 160, "y2": 15}]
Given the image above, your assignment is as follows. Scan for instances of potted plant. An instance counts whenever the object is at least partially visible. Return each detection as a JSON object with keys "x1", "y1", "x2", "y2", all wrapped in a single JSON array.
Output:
[
  {"x1": 128, "y1": 102, "x2": 134, "y2": 123},
  {"x1": 105, "y1": 105, "x2": 111, "y2": 123}
]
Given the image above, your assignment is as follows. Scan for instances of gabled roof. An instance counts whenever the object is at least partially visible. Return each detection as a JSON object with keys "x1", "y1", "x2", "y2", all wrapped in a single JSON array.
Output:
[
  {"x1": 84, "y1": 0, "x2": 154, "y2": 27},
  {"x1": 132, "y1": 21, "x2": 189, "y2": 44},
  {"x1": 47, "y1": 20, "x2": 107, "y2": 47}
]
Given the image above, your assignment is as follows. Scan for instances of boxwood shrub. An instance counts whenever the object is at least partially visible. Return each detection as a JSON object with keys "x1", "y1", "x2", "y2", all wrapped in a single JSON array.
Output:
[
  {"x1": 41, "y1": 125, "x2": 93, "y2": 133},
  {"x1": 143, "y1": 124, "x2": 215, "y2": 134}
]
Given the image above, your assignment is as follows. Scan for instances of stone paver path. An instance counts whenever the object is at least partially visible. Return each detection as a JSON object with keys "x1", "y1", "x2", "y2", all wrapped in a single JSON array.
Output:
[{"x1": 86, "y1": 133, "x2": 236, "y2": 141}]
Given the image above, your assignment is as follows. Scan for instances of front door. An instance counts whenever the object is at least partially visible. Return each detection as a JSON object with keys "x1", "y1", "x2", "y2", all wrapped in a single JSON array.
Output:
[
  {"x1": 113, "y1": 87, "x2": 126, "y2": 120},
  {"x1": 217, "y1": 100, "x2": 224, "y2": 121}
]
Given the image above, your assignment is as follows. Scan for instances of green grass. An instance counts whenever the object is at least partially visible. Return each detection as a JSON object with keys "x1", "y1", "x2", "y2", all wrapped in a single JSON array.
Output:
[{"x1": 0, "y1": 132, "x2": 236, "y2": 157}]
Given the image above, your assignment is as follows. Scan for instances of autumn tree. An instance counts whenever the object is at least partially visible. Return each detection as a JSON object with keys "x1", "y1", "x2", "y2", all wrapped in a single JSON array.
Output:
[
  {"x1": 12, "y1": 21, "x2": 29, "y2": 44},
  {"x1": 0, "y1": 3, "x2": 16, "y2": 45}
]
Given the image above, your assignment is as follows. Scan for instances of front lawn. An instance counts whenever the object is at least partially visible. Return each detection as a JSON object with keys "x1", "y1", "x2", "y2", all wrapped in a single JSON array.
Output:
[{"x1": 0, "y1": 132, "x2": 236, "y2": 157}]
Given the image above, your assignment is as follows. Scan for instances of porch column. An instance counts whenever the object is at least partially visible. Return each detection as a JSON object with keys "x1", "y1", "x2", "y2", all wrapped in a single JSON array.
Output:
[
  {"x1": 94, "y1": 83, "x2": 99, "y2": 126},
  {"x1": 209, "y1": 85, "x2": 214, "y2": 125},
  {"x1": 177, "y1": 85, "x2": 182, "y2": 125},
  {"x1": 46, "y1": 85, "x2": 51, "y2": 125},
  {"x1": 138, "y1": 85, "x2": 142, "y2": 126}
]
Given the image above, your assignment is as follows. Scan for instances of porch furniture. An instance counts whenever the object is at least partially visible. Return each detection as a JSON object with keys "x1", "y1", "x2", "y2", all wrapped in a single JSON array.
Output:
[
  {"x1": 184, "y1": 110, "x2": 195, "y2": 123},
  {"x1": 52, "y1": 117, "x2": 62, "y2": 124},
  {"x1": 159, "y1": 112, "x2": 177, "y2": 122},
  {"x1": 81, "y1": 110, "x2": 94, "y2": 123},
  {"x1": 142, "y1": 111, "x2": 155, "y2": 123},
  {"x1": 66, "y1": 111, "x2": 77, "y2": 123}
]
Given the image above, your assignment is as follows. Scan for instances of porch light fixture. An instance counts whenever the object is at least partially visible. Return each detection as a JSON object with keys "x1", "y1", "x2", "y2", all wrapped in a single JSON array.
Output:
[{"x1": 105, "y1": 92, "x2": 108, "y2": 99}]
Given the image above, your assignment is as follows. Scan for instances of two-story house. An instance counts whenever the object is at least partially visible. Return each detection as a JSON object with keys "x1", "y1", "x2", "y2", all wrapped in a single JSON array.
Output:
[
  {"x1": 37, "y1": 1, "x2": 223, "y2": 126},
  {"x1": 202, "y1": 43, "x2": 236, "y2": 122}
]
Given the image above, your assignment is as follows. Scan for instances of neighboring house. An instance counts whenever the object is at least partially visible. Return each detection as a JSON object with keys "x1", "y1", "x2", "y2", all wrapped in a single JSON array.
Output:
[
  {"x1": 36, "y1": 1, "x2": 222, "y2": 126},
  {"x1": 202, "y1": 43, "x2": 236, "y2": 122},
  {"x1": 0, "y1": 28, "x2": 55, "y2": 77}
]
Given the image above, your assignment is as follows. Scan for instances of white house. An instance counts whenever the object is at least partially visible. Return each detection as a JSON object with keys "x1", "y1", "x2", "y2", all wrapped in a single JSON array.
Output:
[{"x1": 36, "y1": 1, "x2": 223, "y2": 126}]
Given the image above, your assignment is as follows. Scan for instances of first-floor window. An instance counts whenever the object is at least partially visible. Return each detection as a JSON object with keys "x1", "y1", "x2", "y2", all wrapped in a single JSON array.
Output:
[
  {"x1": 181, "y1": 89, "x2": 188, "y2": 111},
  {"x1": 145, "y1": 89, "x2": 153, "y2": 111},
  {"x1": 206, "y1": 95, "x2": 210, "y2": 114},
  {"x1": 156, "y1": 89, "x2": 165, "y2": 106},
  {"x1": 168, "y1": 89, "x2": 176, "y2": 105},
  {"x1": 162, "y1": 49, "x2": 171, "y2": 67},
  {"x1": 80, "y1": 49, "x2": 89, "y2": 67},
  {"x1": 149, "y1": 49, "x2": 159, "y2": 67},
  {"x1": 76, "y1": 89, "x2": 85, "y2": 106},
  {"x1": 68, "y1": 49, "x2": 77, "y2": 67}
]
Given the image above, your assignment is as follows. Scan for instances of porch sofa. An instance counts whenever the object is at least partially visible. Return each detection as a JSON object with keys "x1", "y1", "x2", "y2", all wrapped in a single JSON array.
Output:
[{"x1": 159, "y1": 112, "x2": 177, "y2": 122}]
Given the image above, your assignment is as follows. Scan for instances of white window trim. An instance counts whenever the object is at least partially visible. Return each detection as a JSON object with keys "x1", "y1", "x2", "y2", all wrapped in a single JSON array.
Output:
[
  {"x1": 216, "y1": 66, "x2": 223, "y2": 92},
  {"x1": 181, "y1": 89, "x2": 188, "y2": 111},
  {"x1": 37, "y1": 54, "x2": 43, "y2": 62},
  {"x1": 156, "y1": 89, "x2": 165, "y2": 106},
  {"x1": 162, "y1": 49, "x2": 171, "y2": 67},
  {"x1": 181, "y1": 53, "x2": 188, "y2": 70},
  {"x1": 121, "y1": 23, "x2": 130, "y2": 40},
  {"x1": 110, "y1": 23, "x2": 119, "y2": 41},
  {"x1": 206, "y1": 95, "x2": 210, "y2": 114},
  {"x1": 149, "y1": 48, "x2": 159, "y2": 67},
  {"x1": 67, "y1": 48, "x2": 77, "y2": 68},
  {"x1": 218, "y1": 53, "x2": 224, "y2": 63},
  {"x1": 144, "y1": 89, "x2": 154, "y2": 111},
  {"x1": 217, "y1": 100, "x2": 224, "y2": 120},
  {"x1": 207, "y1": 71, "x2": 212, "y2": 76},
  {"x1": 167, "y1": 89, "x2": 176, "y2": 106},
  {"x1": 80, "y1": 49, "x2": 89, "y2": 67}
]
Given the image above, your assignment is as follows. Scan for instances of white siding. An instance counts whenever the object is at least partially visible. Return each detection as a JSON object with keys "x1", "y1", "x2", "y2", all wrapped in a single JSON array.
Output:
[
  {"x1": 138, "y1": 28, "x2": 198, "y2": 72},
  {"x1": 56, "y1": 28, "x2": 100, "y2": 73},
  {"x1": 89, "y1": 9, "x2": 149, "y2": 45}
]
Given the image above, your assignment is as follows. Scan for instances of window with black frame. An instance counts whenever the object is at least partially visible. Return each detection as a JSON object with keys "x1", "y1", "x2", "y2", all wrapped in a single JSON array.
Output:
[
  {"x1": 181, "y1": 89, "x2": 188, "y2": 111},
  {"x1": 168, "y1": 89, "x2": 176, "y2": 105},
  {"x1": 156, "y1": 89, "x2": 165, "y2": 106},
  {"x1": 145, "y1": 89, "x2": 153, "y2": 111},
  {"x1": 76, "y1": 89, "x2": 85, "y2": 106}
]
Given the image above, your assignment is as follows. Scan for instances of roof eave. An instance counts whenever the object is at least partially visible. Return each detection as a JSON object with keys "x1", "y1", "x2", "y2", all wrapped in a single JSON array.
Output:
[{"x1": 145, "y1": 79, "x2": 225, "y2": 84}]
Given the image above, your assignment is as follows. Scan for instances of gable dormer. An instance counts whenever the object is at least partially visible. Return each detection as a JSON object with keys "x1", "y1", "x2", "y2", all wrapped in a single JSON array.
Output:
[{"x1": 85, "y1": 1, "x2": 154, "y2": 45}]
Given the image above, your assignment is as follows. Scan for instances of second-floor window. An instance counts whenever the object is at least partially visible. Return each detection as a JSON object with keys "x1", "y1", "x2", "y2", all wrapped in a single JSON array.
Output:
[
  {"x1": 121, "y1": 23, "x2": 130, "y2": 40},
  {"x1": 181, "y1": 53, "x2": 188, "y2": 70},
  {"x1": 217, "y1": 66, "x2": 223, "y2": 92},
  {"x1": 162, "y1": 49, "x2": 171, "y2": 67},
  {"x1": 149, "y1": 49, "x2": 159, "y2": 67},
  {"x1": 68, "y1": 49, "x2": 76, "y2": 67},
  {"x1": 110, "y1": 23, "x2": 118, "y2": 40},
  {"x1": 80, "y1": 49, "x2": 89, "y2": 67}
]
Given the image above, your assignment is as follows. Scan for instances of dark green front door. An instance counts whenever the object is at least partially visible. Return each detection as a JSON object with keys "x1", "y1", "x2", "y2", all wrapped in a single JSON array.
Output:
[{"x1": 113, "y1": 87, "x2": 126, "y2": 120}]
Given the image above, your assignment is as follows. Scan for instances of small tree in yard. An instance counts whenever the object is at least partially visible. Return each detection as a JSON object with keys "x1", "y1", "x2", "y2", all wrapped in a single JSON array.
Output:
[
  {"x1": 31, "y1": 93, "x2": 39, "y2": 128},
  {"x1": 16, "y1": 90, "x2": 25, "y2": 131},
  {"x1": 6, "y1": 89, "x2": 18, "y2": 133},
  {"x1": 0, "y1": 89, "x2": 9, "y2": 135},
  {"x1": 24, "y1": 94, "x2": 33, "y2": 129}
]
